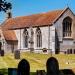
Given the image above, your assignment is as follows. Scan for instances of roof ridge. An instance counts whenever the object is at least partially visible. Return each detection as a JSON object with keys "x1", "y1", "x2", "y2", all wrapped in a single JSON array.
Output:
[
  {"x1": 1, "y1": 8, "x2": 68, "y2": 29},
  {"x1": 52, "y1": 7, "x2": 70, "y2": 24},
  {"x1": 3, "y1": 9, "x2": 62, "y2": 21}
]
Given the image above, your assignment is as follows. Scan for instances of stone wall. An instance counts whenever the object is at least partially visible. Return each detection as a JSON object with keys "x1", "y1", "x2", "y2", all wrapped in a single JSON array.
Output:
[
  {"x1": 54, "y1": 8, "x2": 75, "y2": 53},
  {"x1": 14, "y1": 26, "x2": 56, "y2": 53}
]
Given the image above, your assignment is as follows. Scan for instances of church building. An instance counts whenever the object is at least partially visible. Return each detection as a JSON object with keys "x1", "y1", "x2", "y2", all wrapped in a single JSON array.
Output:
[{"x1": 0, "y1": 7, "x2": 75, "y2": 54}]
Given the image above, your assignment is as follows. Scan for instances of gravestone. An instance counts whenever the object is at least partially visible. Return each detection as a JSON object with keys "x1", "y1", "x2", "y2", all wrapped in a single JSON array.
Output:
[
  {"x1": 74, "y1": 49, "x2": 75, "y2": 54},
  {"x1": 0, "y1": 50, "x2": 4, "y2": 56},
  {"x1": 36, "y1": 70, "x2": 45, "y2": 75},
  {"x1": 0, "y1": 72, "x2": 3, "y2": 75},
  {"x1": 17, "y1": 59, "x2": 30, "y2": 75},
  {"x1": 46, "y1": 57, "x2": 60, "y2": 75},
  {"x1": 14, "y1": 50, "x2": 20, "y2": 59},
  {"x1": 0, "y1": 73, "x2": 3, "y2": 75},
  {"x1": 0, "y1": 42, "x2": 2, "y2": 51},
  {"x1": 8, "y1": 68, "x2": 17, "y2": 75},
  {"x1": 61, "y1": 69, "x2": 75, "y2": 75}
]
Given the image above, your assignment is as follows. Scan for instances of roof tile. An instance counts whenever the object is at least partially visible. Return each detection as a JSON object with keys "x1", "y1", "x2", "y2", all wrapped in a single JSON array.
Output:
[
  {"x1": 1, "y1": 9, "x2": 64, "y2": 41},
  {"x1": 2, "y1": 10, "x2": 63, "y2": 29},
  {"x1": 2, "y1": 29, "x2": 17, "y2": 41}
]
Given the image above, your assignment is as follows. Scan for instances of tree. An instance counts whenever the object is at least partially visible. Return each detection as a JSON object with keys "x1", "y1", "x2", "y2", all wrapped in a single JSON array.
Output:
[{"x1": 0, "y1": 0, "x2": 12, "y2": 12}]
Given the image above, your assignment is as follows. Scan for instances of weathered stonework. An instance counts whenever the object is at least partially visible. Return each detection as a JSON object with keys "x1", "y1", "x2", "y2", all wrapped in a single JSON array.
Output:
[{"x1": 1, "y1": 7, "x2": 75, "y2": 54}]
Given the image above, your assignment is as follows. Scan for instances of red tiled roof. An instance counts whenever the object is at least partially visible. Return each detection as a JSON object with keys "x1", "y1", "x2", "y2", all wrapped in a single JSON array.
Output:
[
  {"x1": 1, "y1": 8, "x2": 70, "y2": 41},
  {"x1": 2, "y1": 29, "x2": 17, "y2": 41},
  {"x1": 1, "y1": 9, "x2": 66, "y2": 29}
]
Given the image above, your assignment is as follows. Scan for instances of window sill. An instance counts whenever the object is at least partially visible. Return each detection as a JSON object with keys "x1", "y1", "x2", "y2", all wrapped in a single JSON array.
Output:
[{"x1": 63, "y1": 37, "x2": 73, "y2": 40}]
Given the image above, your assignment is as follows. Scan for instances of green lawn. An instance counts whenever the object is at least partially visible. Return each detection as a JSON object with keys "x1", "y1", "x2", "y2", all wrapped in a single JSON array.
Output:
[{"x1": 0, "y1": 52, "x2": 75, "y2": 75}]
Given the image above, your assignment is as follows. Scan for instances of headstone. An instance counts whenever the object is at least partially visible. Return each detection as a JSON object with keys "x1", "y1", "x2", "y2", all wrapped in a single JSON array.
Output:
[
  {"x1": 0, "y1": 42, "x2": 2, "y2": 51},
  {"x1": 74, "y1": 49, "x2": 75, "y2": 54},
  {"x1": 61, "y1": 69, "x2": 75, "y2": 75},
  {"x1": 46, "y1": 57, "x2": 59, "y2": 75},
  {"x1": 8, "y1": 68, "x2": 17, "y2": 75},
  {"x1": 0, "y1": 73, "x2": 3, "y2": 75},
  {"x1": 0, "y1": 50, "x2": 4, "y2": 56},
  {"x1": 17, "y1": 59, "x2": 30, "y2": 75},
  {"x1": 36, "y1": 70, "x2": 45, "y2": 75},
  {"x1": 14, "y1": 50, "x2": 20, "y2": 59}
]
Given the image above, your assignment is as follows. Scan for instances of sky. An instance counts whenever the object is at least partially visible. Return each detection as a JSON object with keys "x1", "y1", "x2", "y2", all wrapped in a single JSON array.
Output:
[{"x1": 0, "y1": 0, "x2": 75, "y2": 23}]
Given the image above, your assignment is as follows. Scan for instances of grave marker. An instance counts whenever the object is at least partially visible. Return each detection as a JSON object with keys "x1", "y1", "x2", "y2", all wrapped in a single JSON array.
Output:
[
  {"x1": 17, "y1": 59, "x2": 30, "y2": 75},
  {"x1": 36, "y1": 70, "x2": 45, "y2": 75},
  {"x1": 0, "y1": 50, "x2": 4, "y2": 56},
  {"x1": 14, "y1": 50, "x2": 20, "y2": 59},
  {"x1": 8, "y1": 68, "x2": 17, "y2": 75},
  {"x1": 46, "y1": 57, "x2": 59, "y2": 75}
]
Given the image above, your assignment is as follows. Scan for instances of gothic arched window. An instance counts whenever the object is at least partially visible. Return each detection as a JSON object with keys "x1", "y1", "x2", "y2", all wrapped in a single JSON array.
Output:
[
  {"x1": 36, "y1": 27, "x2": 42, "y2": 47},
  {"x1": 23, "y1": 28, "x2": 29, "y2": 48},
  {"x1": 63, "y1": 17, "x2": 72, "y2": 37}
]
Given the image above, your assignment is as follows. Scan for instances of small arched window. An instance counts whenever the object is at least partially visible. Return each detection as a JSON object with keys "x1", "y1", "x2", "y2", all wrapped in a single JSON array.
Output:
[
  {"x1": 63, "y1": 17, "x2": 72, "y2": 37},
  {"x1": 36, "y1": 27, "x2": 42, "y2": 47},
  {"x1": 23, "y1": 28, "x2": 29, "y2": 48}
]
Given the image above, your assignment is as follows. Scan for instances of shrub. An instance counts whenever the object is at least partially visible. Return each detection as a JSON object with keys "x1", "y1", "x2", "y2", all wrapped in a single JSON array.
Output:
[{"x1": 42, "y1": 48, "x2": 47, "y2": 52}]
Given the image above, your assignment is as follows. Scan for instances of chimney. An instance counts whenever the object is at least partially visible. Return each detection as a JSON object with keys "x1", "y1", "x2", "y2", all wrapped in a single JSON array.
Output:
[{"x1": 6, "y1": 9, "x2": 12, "y2": 19}]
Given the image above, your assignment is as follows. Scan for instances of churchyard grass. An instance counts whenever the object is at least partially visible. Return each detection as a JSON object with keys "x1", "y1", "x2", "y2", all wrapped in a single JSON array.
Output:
[{"x1": 0, "y1": 52, "x2": 75, "y2": 75}]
